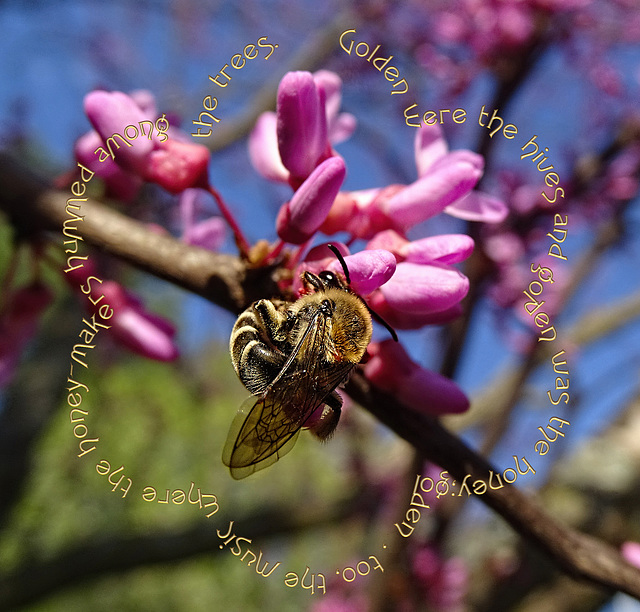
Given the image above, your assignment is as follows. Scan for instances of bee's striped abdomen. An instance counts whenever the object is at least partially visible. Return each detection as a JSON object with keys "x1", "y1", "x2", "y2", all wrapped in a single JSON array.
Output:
[{"x1": 229, "y1": 301, "x2": 287, "y2": 396}]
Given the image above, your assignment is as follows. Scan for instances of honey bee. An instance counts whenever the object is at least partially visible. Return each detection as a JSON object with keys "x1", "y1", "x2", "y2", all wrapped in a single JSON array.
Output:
[{"x1": 223, "y1": 246, "x2": 395, "y2": 479}]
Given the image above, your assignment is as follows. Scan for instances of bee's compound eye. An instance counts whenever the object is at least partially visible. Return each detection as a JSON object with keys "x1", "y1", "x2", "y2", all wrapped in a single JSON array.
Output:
[{"x1": 319, "y1": 271, "x2": 338, "y2": 286}]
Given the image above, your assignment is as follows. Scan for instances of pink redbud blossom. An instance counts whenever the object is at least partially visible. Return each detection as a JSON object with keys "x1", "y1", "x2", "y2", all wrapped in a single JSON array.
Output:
[
  {"x1": 365, "y1": 340, "x2": 469, "y2": 415},
  {"x1": 360, "y1": 253, "x2": 469, "y2": 330},
  {"x1": 144, "y1": 138, "x2": 210, "y2": 193},
  {"x1": 80, "y1": 90, "x2": 210, "y2": 196},
  {"x1": 327, "y1": 249, "x2": 396, "y2": 295},
  {"x1": 378, "y1": 262, "x2": 469, "y2": 315},
  {"x1": 367, "y1": 293, "x2": 464, "y2": 329},
  {"x1": 621, "y1": 542, "x2": 640, "y2": 569},
  {"x1": 367, "y1": 229, "x2": 474, "y2": 265},
  {"x1": 74, "y1": 131, "x2": 143, "y2": 201},
  {"x1": 415, "y1": 124, "x2": 450, "y2": 176},
  {"x1": 312, "y1": 70, "x2": 357, "y2": 144},
  {"x1": 295, "y1": 244, "x2": 395, "y2": 296},
  {"x1": 65, "y1": 264, "x2": 179, "y2": 362},
  {"x1": 310, "y1": 593, "x2": 367, "y2": 612},
  {"x1": 276, "y1": 156, "x2": 346, "y2": 244},
  {"x1": 248, "y1": 112, "x2": 289, "y2": 182},
  {"x1": 384, "y1": 151, "x2": 484, "y2": 228},
  {"x1": 179, "y1": 189, "x2": 226, "y2": 250},
  {"x1": 249, "y1": 71, "x2": 354, "y2": 187},
  {"x1": 129, "y1": 89, "x2": 157, "y2": 116},
  {"x1": 0, "y1": 283, "x2": 53, "y2": 388},
  {"x1": 413, "y1": 546, "x2": 469, "y2": 611},
  {"x1": 415, "y1": 126, "x2": 508, "y2": 223},
  {"x1": 321, "y1": 126, "x2": 506, "y2": 240},
  {"x1": 100, "y1": 281, "x2": 179, "y2": 361},
  {"x1": 277, "y1": 71, "x2": 330, "y2": 186},
  {"x1": 445, "y1": 191, "x2": 509, "y2": 223},
  {"x1": 84, "y1": 90, "x2": 156, "y2": 172}
]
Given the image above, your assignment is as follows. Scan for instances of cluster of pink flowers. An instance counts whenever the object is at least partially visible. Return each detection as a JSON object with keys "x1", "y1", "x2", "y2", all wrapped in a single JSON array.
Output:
[
  {"x1": 247, "y1": 69, "x2": 507, "y2": 416},
  {"x1": 478, "y1": 131, "x2": 640, "y2": 348},
  {"x1": 75, "y1": 89, "x2": 211, "y2": 199},
  {"x1": 64, "y1": 89, "x2": 233, "y2": 364},
  {"x1": 4, "y1": 70, "x2": 507, "y2": 415},
  {"x1": 1, "y1": 89, "x2": 223, "y2": 383},
  {"x1": 382, "y1": 0, "x2": 640, "y2": 98}
]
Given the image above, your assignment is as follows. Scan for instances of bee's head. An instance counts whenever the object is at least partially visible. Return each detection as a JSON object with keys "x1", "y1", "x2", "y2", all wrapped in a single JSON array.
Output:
[
  {"x1": 301, "y1": 270, "x2": 348, "y2": 294},
  {"x1": 301, "y1": 245, "x2": 398, "y2": 341}
]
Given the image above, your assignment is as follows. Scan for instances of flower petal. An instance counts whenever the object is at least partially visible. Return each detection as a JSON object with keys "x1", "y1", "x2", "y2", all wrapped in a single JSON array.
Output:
[
  {"x1": 182, "y1": 217, "x2": 226, "y2": 251},
  {"x1": 277, "y1": 71, "x2": 328, "y2": 182},
  {"x1": 0, "y1": 283, "x2": 53, "y2": 388},
  {"x1": 403, "y1": 234, "x2": 474, "y2": 264},
  {"x1": 414, "y1": 124, "x2": 449, "y2": 176},
  {"x1": 144, "y1": 139, "x2": 210, "y2": 193},
  {"x1": 367, "y1": 292, "x2": 464, "y2": 329},
  {"x1": 84, "y1": 90, "x2": 154, "y2": 170},
  {"x1": 248, "y1": 112, "x2": 289, "y2": 182},
  {"x1": 379, "y1": 262, "x2": 469, "y2": 314},
  {"x1": 366, "y1": 229, "x2": 409, "y2": 255},
  {"x1": 445, "y1": 191, "x2": 509, "y2": 223},
  {"x1": 328, "y1": 249, "x2": 396, "y2": 294},
  {"x1": 622, "y1": 542, "x2": 640, "y2": 569},
  {"x1": 277, "y1": 156, "x2": 346, "y2": 244},
  {"x1": 385, "y1": 157, "x2": 483, "y2": 230},
  {"x1": 75, "y1": 131, "x2": 143, "y2": 201},
  {"x1": 101, "y1": 282, "x2": 179, "y2": 361},
  {"x1": 313, "y1": 69, "x2": 356, "y2": 144},
  {"x1": 327, "y1": 112, "x2": 357, "y2": 145},
  {"x1": 111, "y1": 307, "x2": 179, "y2": 361},
  {"x1": 365, "y1": 340, "x2": 469, "y2": 415}
]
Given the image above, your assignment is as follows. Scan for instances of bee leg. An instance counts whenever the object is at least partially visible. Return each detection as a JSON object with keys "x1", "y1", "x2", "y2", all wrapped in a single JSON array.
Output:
[
  {"x1": 238, "y1": 344, "x2": 284, "y2": 396},
  {"x1": 309, "y1": 392, "x2": 342, "y2": 441},
  {"x1": 253, "y1": 299, "x2": 291, "y2": 344}
]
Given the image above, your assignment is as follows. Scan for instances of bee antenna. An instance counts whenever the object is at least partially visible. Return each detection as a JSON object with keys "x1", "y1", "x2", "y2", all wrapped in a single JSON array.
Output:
[
  {"x1": 367, "y1": 305, "x2": 399, "y2": 342},
  {"x1": 327, "y1": 244, "x2": 350, "y2": 284},
  {"x1": 326, "y1": 244, "x2": 398, "y2": 342}
]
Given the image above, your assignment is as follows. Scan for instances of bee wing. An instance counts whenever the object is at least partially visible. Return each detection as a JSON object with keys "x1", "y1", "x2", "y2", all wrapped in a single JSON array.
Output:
[
  {"x1": 222, "y1": 395, "x2": 301, "y2": 480},
  {"x1": 222, "y1": 310, "x2": 355, "y2": 479}
]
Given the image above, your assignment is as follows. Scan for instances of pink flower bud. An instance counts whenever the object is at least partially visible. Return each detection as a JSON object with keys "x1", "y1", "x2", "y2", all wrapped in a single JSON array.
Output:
[
  {"x1": 277, "y1": 71, "x2": 330, "y2": 184},
  {"x1": 365, "y1": 340, "x2": 469, "y2": 415},
  {"x1": 313, "y1": 70, "x2": 356, "y2": 144},
  {"x1": 378, "y1": 262, "x2": 469, "y2": 314},
  {"x1": 622, "y1": 542, "x2": 640, "y2": 569},
  {"x1": 65, "y1": 266, "x2": 178, "y2": 362},
  {"x1": 100, "y1": 282, "x2": 179, "y2": 361},
  {"x1": 276, "y1": 156, "x2": 345, "y2": 244},
  {"x1": 144, "y1": 139, "x2": 210, "y2": 194},
  {"x1": 367, "y1": 230, "x2": 474, "y2": 265},
  {"x1": 414, "y1": 124, "x2": 449, "y2": 177},
  {"x1": 326, "y1": 249, "x2": 396, "y2": 295},
  {"x1": 445, "y1": 191, "x2": 509, "y2": 223},
  {"x1": 84, "y1": 90, "x2": 154, "y2": 172},
  {"x1": 74, "y1": 131, "x2": 143, "y2": 201},
  {"x1": 179, "y1": 188, "x2": 225, "y2": 250},
  {"x1": 385, "y1": 153, "x2": 483, "y2": 229},
  {"x1": 367, "y1": 293, "x2": 465, "y2": 329}
]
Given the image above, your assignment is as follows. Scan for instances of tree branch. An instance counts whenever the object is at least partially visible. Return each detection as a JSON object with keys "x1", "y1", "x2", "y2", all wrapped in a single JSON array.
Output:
[
  {"x1": 0, "y1": 154, "x2": 277, "y2": 313},
  {"x1": 1, "y1": 153, "x2": 640, "y2": 599}
]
